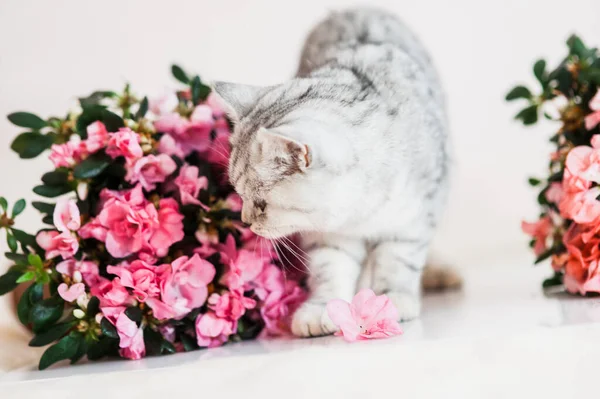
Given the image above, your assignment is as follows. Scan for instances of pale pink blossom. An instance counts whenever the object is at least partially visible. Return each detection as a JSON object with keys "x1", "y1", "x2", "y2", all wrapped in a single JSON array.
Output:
[
  {"x1": 106, "y1": 128, "x2": 143, "y2": 162},
  {"x1": 195, "y1": 312, "x2": 235, "y2": 348},
  {"x1": 56, "y1": 259, "x2": 103, "y2": 286},
  {"x1": 57, "y1": 283, "x2": 86, "y2": 302},
  {"x1": 585, "y1": 91, "x2": 600, "y2": 131},
  {"x1": 107, "y1": 260, "x2": 160, "y2": 302},
  {"x1": 155, "y1": 254, "x2": 216, "y2": 319},
  {"x1": 260, "y1": 283, "x2": 306, "y2": 337},
  {"x1": 158, "y1": 134, "x2": 186, "y2": 158},
  {"x1": 154, "y1": 105, "x2": 215, "y2": 155},
  {"x1": 149, "y1": 199, "x2": 184, "y2": 257},
  {"x1": 150, "y1": 91, "x2": 179, "y2": 115},
  {"x1": 174, "y1": 164, "x2": 208, "y2": 207},
  {"x1": 126, "y1": 154, "x2": 177, "y2": 191},
  {"x1": 115, "y1": 311, "x2": 146, "y2": 360},
  {"x1": 53, "y1": 199, "x2": 81, "y2": 232},
  {"x1": 208, "y1": 291, "x2": 256, "y2": 321},
  {"x1": 219, "y1": 235, "x2": 264, "y2": 290},
  {"x1": 327, "y1": 289, "x2": 403, "y2": 342},
  {"x1": 36, "y1": 230, "x2": 79, "y2": 260},
  {"x1": 521, "y1": 216, "x2": 553, "y2": 256},
  {"x1": 225, "y1": 193, "x2": 242, "y2": 212},
  {"x1": 49, "y1": 141, "x2": 84, "y2": 168},
  {"x1": 96, "y1": 191, "x2": 158, "y2": 258},
  {"x1": 92, "y1": 278, "x2": 135, "y2": 308},
  {"x1": 84, "y1": 121, "x2": 109, "y2": 153},
  {"x1": 545, "y1": 182, "x2": 564, "y2": 204},
  {"x1": 78, "y1": 218, "x2": 108, "y2": 242}
]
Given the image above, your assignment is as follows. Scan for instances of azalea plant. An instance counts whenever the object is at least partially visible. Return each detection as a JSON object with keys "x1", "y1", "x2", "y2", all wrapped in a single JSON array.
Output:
[
  {"x1": 510, "y1": 35, "x2": 600, "y2": 294},
  {"x1": 0, "y1": 65, "x2": 307, "y2": 369}
]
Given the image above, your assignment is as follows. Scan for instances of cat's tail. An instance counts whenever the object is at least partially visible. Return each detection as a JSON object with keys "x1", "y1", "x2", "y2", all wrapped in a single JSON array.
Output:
[{"x1": 421, "y1": 264, "x2": 462, "y2": 292}]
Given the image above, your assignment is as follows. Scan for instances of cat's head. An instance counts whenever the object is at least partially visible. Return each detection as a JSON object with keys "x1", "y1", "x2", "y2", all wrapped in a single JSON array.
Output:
[{"x1": 213, "y1": 81, "x2": 354, "y2": 239}]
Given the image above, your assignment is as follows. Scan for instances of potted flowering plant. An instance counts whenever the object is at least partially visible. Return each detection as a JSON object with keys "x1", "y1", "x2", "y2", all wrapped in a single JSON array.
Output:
[{"x1": 0, "y1": 65, "x2": 306, "y2": 369}]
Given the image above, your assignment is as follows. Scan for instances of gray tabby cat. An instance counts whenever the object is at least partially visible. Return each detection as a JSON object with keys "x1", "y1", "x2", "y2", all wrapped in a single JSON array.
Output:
[{"x1": 213, "y1": 8, "x2": 452, "y2": 337}]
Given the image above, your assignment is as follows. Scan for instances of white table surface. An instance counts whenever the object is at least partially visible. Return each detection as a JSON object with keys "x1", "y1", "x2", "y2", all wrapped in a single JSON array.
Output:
[{"x1": 1, "y1": 253, "x2": 599, "y2": 398}]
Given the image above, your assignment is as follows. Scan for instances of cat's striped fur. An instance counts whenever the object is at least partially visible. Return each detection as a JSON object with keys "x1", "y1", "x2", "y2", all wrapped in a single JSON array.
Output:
[{"x1": 213, "y1": 8, "x2": 451, "y2": 336}]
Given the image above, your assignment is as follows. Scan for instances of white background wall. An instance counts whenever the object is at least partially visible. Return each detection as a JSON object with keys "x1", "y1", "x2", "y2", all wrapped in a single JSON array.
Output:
[{"x1": 1, "y1": 0, "x2": 600, "y2": 270}]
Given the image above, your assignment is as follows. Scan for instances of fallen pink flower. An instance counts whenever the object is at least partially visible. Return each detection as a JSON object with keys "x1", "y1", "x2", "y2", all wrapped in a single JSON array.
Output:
[{"x1": 326, "y1": 289, "x2": 403, "y2": 342}]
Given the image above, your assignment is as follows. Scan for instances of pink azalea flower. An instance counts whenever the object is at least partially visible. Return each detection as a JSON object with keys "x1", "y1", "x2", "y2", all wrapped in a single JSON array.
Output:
[
  {"x1": 208, "y1": 290, "x2": 256, "y2": 321},
  {"x1": 107, "y1": 260, "x2": 160, "y2": 302},
  {"x1": 36, "y1": 230, "x2": 79, "y2": 260},
  {"x1": 154, "y1": 112, "x2": 188, "y2": 136},
  {"x1": 260, "y1": 283, "x2": 307, "y2": 337},
  {"x1": 49, "y1": 141, "x2": 84, "y2": 168},
  {"x1": 115, "y1": 311, "x2": 146, "y2": 360},
  {"x1": 206, "y1": 93, "x2": 225, "y2": 117},
  {"x1": 96, "y1": 190, "x2": 158, "y2": 258},
  {"x1": 155, "y1": 254, "x2": 216, "y2": 319},
  {"x1": 154, "y1": 105, "x2": 215, "y2": 156},
  {"x1": 158, "y1": 134, "x2": 186, "y2": 158},
  {"x1": 564, "y1": 135, "x2": 600, "y2": 183},
  {"x1": 585, "y1": 91, "x2": 600, "y2": 131},
  {"x1": 195, "y1": 312, "x2": 235, "y2": 348},
  {"x1": 53, "y1": 198, "x2": 81, "y2": 232},
  {"x1": 327, "y1": 289, "x2": 403, "y2": 342},
  {"x1": 56, "y1": 259, "x2": 103, "y2": 286},
  {"x1": 521, "y1": 216, "x2": 553, "y2": 256},
  {"x1": 562, "y1": 223, "x2": 600, "y2": 295},
  {"x1": 545, "y1": 182, "x2": 564, "y2": 204},
  {"x1": 203, "y1": 124, "x2": 230, "y2": 169},
  {"x1": 219, "y1": 235, "x2": 265, "y2": 290},
  {"x1": 174, "y1": 164, "x2": 209, "y2": 207},
  {"x1": 78, "y1": 218, "x2": 108, "y2": 242},
  {"x1": 106, "y1": 128, "x2": 143, "y2": 162},
  {"x1": 92, "y1": 278, "x2": 135, "y2": 308},
  {"x1": 225, "y1": 193, "x2": 242, "y2": 212},
  {"x1": 57, "y1": 282, "x2": 86, "y2": 302},
  {"x1": 84, "y1": 121, "x2": 109, "y2": 153},
  {"x1": 150, "y1": 91, "x2": 179, "y2": 115},
  {"x1": 149, "y1": 199, "x2": 184, "y2": 257},
  {"x1": 126, "y1": 154, "x2": 177, "y2": 191}
]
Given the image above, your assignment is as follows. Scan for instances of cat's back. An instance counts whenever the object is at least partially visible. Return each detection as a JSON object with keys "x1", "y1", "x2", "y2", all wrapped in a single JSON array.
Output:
[{"x1": 298, "y1": 8, "x2": 444, "y2": 112}]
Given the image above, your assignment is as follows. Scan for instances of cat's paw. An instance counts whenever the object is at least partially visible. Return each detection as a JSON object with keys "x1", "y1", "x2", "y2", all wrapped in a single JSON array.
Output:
[
  {"x1": 291, "y1": 302, "x2": 338, "y2": 337},
  {"x1": 385, "y1": 291, "x2": 421, "y2": 321}
]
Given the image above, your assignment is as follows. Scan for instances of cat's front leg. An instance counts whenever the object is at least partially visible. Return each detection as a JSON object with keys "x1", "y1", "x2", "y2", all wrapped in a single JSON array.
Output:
[
  {"x1": 291, "y1": 234, "x2": 365, "y2": 337},
  {"x1": 369, "y1": 239, "x2": 430, "y2": 321}
]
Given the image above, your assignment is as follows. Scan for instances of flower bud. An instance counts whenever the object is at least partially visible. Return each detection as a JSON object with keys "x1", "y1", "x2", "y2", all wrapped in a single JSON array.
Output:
[
  {"x1": 77, "y1": 182, "x2": 89, "y2": 200},
  {"x1": 73, "y1": 309, "x2": 85, "y2": 319},
  {"x1": 73, "y1": 270, "x2": 83, "y2": 283},
  {"x1": 76, "y1": 294, "x2": 89, "y2": 310}
]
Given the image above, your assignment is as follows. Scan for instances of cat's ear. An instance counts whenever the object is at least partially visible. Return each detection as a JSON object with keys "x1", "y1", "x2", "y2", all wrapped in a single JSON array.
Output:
[
  {"x1": 211, "y1": 82, "x2": 273, "y2": 122},
  {"x1": 257, "y1": 128, "x2": 312, "y2": 172}
]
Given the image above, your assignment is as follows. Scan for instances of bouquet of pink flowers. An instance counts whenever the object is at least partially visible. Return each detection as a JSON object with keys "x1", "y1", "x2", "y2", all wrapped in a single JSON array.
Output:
[
  {"x1": 510, "y1": 36, "x2": 600, "y2": 294},
  {"x1": 0, "y1": 66, "x2": 306, "y2": 369}
]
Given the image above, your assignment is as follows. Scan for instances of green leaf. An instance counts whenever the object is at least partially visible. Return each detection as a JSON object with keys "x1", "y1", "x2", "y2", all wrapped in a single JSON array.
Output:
[
  {"x1": 180, "y1": 333, "x2": 198, "y2": 352},
  {"x1": 87, "y1": 336, "x2": 118, "y2": 361},
  {"x1": 0, "y1": 267, "x2": 22, "y2": 295},
  {"x1": 70, "y1": 338, "x2": 88, "y2": 364},
  {"x1": 7, "y1": 112, "x2": 48, "y2": 130},
  {"x1": 18, "y1": 283, "x2": 43, "y2": 325},
  {"x1": 11, "y1": 199, "x2": 26, "y2": 218},
  {"x1": 100, "y1": 317, "x2": 119, "y2": 339},
  {"x1": 27, "y1": 253, "x2": 43, "y2": 269},
  {"x1": 0, "y1": 197, "x2": 7, "y2": 212},
  {"x1": 39, "y1": 333, "x2": 80, "y2": 370},
  {"x1": 16, "y1": 271, "x2": 35, "y2": 284},
  {"x1": 42, "y1": 170, "x2": 69, "y2": 186},
  {"x1": 6, "y1": 232, "x2": 18, "y2": 253},
  {"x1": 533, "y1": 59, "x2": 547, "y2": 86},
  {"x1": 10, "y1": 132, "x2": 54, "y2": 159},
  {"x1": 73, "y1": 152, "x2": 111, "y2": 179},
  {"x1": 171, "y1": 64, "x2": 190, "y2": 84},
  {"x1": 30, "y1": 296, "x2": 65, "y2": 333},
  {"x1": 86, "y1": 296, "x2": 100, "y2": 316},
  {"x1": 76, "y1": 106, "x2": 124, "y2": 137},
  {"x1": 79, "y1": 91, "x2": 118, "y2": 108},
  {"x1": 32, "y1": 201, "x2": 55, "y2": 215},
  {"x1": 505, "y1": 86, "x2": 532, "y2": 101},
  {"x1": 33, "y1": 184, "x2": 73, "y2": 198},
  {"x1": 528, "y1": 177, "x2": 542, "y2": 186},
  {"x1": 29, "y1": 322, "x2": 75, "y2": 347},
  {"x1": 579, "y1": 68, "x2": 600, "y2": 85},
  {"x1": 125, "y1": 306, "x2": 142, "y2": 325},
  {"x1": 515, "y1": 105, "x2": 539, "y2": 125},
  {"x1": 567, "y1": 35, "x2": 593, "y2": 60},
  {"x1": 143, "y1": 328, "x2": 163, "y2": 356},
  {"x1": 135, "y1": 97, "x2": 149, "y2": 119},
  {"x1": 4, "y1": 252, "x2": 28, "y2": 265},
  {"x1": 191, "y1": 76, "x2": 211, "y2": 105}
]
